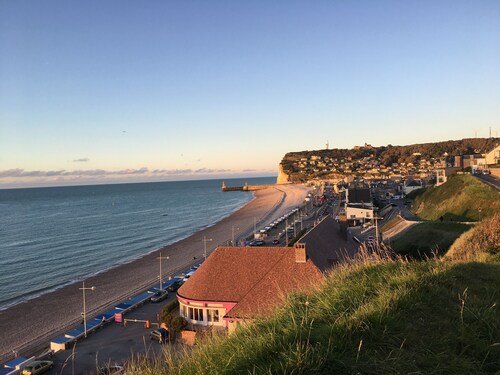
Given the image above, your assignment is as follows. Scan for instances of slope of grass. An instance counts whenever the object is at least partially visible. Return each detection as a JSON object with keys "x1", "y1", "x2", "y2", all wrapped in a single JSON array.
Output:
[
  {"x1": 445, "y1": 213, "x2": 500, "y2": 262},
  {"x1": 413, "y1": 174, "x2": 500, "y2": 221},
  {"x1": 128, "y1": 250, "x2": 500, "y2": 374},
  {"x1": 391, "y1": 222, "x2": 471, "y2": 258}
]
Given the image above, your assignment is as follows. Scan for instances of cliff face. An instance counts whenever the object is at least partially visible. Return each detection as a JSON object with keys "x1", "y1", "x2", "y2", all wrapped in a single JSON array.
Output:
[{"x1": 276, "y1": 163, "x2": 290, "y2": 184}]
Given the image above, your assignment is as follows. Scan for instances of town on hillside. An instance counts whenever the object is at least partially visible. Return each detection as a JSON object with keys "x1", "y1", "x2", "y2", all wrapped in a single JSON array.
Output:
[{"x1": 278, "y1": 138, "x2": 500, "y2": 184}]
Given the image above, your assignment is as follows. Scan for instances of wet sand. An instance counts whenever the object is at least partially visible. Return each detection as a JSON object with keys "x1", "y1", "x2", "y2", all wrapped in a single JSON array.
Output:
[{"x1": 0, "y1": 184, "x2": 310, "y2": 363}]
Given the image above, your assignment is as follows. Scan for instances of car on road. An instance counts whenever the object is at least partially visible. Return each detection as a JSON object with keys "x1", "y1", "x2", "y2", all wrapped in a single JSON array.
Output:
[
  {"x1": 21, "y1": 360, "x2": 54, "y2": 375},
  {"x1": 150, "y1": 328, "x2": 169, "y2": 343},
  {"x1": 272, "y1": 239, "x2": 280, "y2": 245},
  {"x1": 150, "y1": 289, "x2": 168, "y2": 303},
  {"x1": 167, "y1": 280, "x2": 183, "y2": 292}
]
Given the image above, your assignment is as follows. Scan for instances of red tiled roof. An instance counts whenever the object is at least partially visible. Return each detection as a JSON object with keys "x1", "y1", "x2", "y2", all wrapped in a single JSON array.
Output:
[{"x1": 177, "y1": 246, "x2": 324, "y2": 319}]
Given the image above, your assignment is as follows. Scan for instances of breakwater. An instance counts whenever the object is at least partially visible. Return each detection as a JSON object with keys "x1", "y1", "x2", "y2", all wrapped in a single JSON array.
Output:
[{"x1": 221, "y1": 182, "x2": 274, "y2": 192}]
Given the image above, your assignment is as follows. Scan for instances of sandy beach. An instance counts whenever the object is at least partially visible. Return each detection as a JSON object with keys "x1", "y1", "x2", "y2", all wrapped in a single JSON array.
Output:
[{"x1": 0, "y1": 184, "x2": 310, "y2": 363}]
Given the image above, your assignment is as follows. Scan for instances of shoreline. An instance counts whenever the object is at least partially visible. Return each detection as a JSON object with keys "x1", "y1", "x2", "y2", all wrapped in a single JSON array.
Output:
[
  {"x1": 0, "y1": 184, "x2": 309, "y2": 363},
  {"x1": 0, "y1": 191, "x2": 255, "y2": 313}
]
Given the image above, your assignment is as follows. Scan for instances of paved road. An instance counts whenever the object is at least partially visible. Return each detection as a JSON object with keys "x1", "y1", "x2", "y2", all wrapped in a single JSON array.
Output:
[{"x1": 475, "y1": 174, "x2": 500, "y2": 190}]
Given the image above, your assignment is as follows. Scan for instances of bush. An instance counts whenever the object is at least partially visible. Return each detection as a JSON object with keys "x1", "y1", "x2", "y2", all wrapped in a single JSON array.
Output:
[
  {"x1": 170, "y1": 316, "x2": 187, "y2": 333},
  {"x1": 159, "y1": 299, "x2": 179, "y2": 325}
]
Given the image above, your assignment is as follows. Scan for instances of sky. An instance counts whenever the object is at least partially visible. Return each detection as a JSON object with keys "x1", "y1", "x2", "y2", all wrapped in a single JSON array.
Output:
[{"x1": 1, "y1": 0, "x2": 499, "y2": 188}]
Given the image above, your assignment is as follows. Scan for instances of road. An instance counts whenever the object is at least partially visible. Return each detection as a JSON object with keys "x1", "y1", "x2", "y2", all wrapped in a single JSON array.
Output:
[{"x1": 474, "y1": 173, "x2": 500, "y2": 190}]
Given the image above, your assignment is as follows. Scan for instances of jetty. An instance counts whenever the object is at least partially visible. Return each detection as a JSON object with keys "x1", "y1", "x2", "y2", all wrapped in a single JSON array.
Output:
[{"x1": 222, "y1": 181, "x2": 273, "y2": 192}]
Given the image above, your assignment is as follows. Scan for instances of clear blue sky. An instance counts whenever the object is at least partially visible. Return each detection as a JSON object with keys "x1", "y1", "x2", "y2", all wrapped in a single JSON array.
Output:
[{"x1": 1, "y1": 0, "x2": 499, "y2": 187}]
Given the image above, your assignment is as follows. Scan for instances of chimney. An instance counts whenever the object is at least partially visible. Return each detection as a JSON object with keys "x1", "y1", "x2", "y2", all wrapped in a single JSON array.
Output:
[{"x1": 294, "y1": 243, "x2": 307, "y2": 263}]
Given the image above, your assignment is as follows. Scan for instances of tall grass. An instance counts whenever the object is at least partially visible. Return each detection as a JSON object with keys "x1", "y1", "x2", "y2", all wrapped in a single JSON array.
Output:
[{"x1": 125, "y1": 242, "x2": 499, "y2": 374}]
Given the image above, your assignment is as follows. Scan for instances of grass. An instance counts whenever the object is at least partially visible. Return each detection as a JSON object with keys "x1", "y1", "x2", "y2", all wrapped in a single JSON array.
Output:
[
  {"x1": 391, "y1": 222, "x2": 471, "y2": 258},
  {"x1": 445, "y1": 213, "x2": 500, "y2": 262},
  {"x1": 126, "y1": 246, "x2": 500, "y2": 374},
  {"x1": 412, "y1": 175, "x2": 500, "y2": 221}
]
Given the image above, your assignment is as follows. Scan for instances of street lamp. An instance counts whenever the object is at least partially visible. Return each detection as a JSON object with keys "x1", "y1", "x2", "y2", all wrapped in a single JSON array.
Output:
[
  {"x1": 203, "y1": 236, "x2": 212, "y2": 260},
  {"x1": 232, "y1": 226, "x2": 239, "y2": 246},
  {"x1": 157, "y1": 252, "x2": 169, "y2": 290},
  {"x1": 79, "y1": 281, "x2": 95, "y2": 338}
]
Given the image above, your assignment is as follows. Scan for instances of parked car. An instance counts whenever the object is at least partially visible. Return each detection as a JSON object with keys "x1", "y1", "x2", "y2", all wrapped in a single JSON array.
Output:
[
  {"x1": 272, "y1": 239, "x2": 280, "y2": 245},
  {"x1": 182, "y1": 271, "x2": 195, "y2": 282},
  {"x1": 21, "y1": 360, "x2": 54, "y2": 375},
  {"x1": 150, "y1": 328, "x2": 169, "y2": 343},
  {"x1": 167, "y1": 280, "x2": 183, "y2": 292},
  {"x1": 97, "y1": 365, "x2": 124, "y2": 374},
  {"x1": 150, "y1": 289, "x2": 168, "y2": 303}
]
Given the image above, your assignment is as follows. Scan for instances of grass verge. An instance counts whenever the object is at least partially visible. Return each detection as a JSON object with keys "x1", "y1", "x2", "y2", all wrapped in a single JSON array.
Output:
[{"x1": 391, "y1": 221, "x2": 471, "y2": 258}]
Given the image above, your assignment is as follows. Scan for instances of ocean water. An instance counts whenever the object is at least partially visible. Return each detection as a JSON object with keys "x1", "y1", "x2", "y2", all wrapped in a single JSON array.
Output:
[{"x1": 0, "y1": 177, "x2": 275, "y2": 310}]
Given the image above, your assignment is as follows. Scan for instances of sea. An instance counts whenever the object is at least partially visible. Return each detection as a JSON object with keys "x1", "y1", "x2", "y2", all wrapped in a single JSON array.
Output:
[{"x1": 0, "y1": 176, "x2": 275, "y2": 311}]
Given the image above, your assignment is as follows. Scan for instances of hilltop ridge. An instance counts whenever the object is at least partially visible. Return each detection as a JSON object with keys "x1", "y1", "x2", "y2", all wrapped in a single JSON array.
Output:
[{"x1": 279, "y1": 138, "x2": 499, "y2": 182}]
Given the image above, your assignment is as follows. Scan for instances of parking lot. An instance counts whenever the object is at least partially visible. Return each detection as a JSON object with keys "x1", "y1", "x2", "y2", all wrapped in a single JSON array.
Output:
[{"x1": 48, "y1": 292, "x2": 178, "y2": 374}]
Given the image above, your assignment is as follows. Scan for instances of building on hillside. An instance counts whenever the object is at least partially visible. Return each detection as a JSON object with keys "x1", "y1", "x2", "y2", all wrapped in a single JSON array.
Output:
[
  {"x1": 435, "y1": 167, "x2": 460, "y2": 186},
  {"x1": 344, "y1": 181, "x2": 373, "y2": 225},
  {"x1": 176, "y1": 244, "x2": 324, "y2": 333},
  {"x1": 403, "y1": 180, "x2": 423, "y2": 195},
  {"x1": 454, "y1": 154, "x2": 486, "y2": 169},
  {"x1": 485, "y1": 145, "x2": 500, "y2": 165},
  {"x1": 346, "y1": 181, "x2": 371, "y2": 204},
  {"x1": 345, "y1": 204, "x2": 374, "y2": 226}
]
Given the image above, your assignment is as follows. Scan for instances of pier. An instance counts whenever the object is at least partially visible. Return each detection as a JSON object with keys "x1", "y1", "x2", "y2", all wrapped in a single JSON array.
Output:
[{"x1": 222, "y1": 182, "x2": 273, "y2": 192}]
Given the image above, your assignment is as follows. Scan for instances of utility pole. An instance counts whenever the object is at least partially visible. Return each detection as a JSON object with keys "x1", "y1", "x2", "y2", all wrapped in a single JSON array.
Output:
[
  {"x1": 232, "y1": 225, "x2": 239, "y2": 246},
  {"x1": 79, "y1": 281, "x2": 95, "y2": 338},
  {"x1": 203, "y1": 236, "x2": 212, "y2": 261},
  {"x1": 157, "y1": 252, "x2": 169, "y2": 290}
]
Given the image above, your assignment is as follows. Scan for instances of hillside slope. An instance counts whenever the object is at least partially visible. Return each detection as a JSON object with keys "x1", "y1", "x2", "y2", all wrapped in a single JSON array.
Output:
[
  {"x1": 413, "y1": 174, "x2": 500, "y2": 221},
  {"x1": 130, "y1": 251, "x2": 500, "y2": 374}
]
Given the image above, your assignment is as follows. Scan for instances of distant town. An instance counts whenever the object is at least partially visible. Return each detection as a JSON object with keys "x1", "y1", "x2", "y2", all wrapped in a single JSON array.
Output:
[{"x1": 278, "y1": 138, "x2": 499, "y2": 184}]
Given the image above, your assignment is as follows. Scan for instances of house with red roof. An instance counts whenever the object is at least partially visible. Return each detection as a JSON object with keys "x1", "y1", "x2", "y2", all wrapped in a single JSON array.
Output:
[{"x1": 176, "y1": 243, "x2": 324, "y2": 333}]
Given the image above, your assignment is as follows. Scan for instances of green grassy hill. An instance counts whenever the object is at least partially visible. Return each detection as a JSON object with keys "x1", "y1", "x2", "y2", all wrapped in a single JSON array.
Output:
[
  {"x1": 129, "y1": 249, "x2": 500, "y2": 374},
  {"x1": 412, "y1": 174, "x2": 500, "y2": 221},
  {"x1": 391, "y1": 222, "x2": 471, "y2": 258}
]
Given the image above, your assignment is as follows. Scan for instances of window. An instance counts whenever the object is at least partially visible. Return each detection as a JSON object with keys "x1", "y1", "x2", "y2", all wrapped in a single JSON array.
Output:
[
  {"x1": 207, "y1": 309, "x2": 220, "y2": 323},
  {"x1": 182, "y1": 305, "x2": 187, "y2": 318},
  {"x1": 189, "y1": 307, "x2": 204, "y2": 322}
]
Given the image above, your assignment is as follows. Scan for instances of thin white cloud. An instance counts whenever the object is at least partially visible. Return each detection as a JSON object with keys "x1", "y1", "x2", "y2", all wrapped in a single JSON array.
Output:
[{"x1": 0, "y1": 167, "x2": 238, "y2": 179}]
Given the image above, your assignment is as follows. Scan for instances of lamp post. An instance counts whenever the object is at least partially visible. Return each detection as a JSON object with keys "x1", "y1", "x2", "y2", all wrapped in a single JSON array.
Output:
[
  {"x1": 79, "y1": 281, "x2": 95, "y2": 338},
  {"x1": 203, "y1": 236, "x2": 212, "y2": 260},
  {"x1": 232, "y1": 226, "x2": 239, "y2": 246},
  {"x1": 157, "y1": 252, "x2": 169, "y2": 290},
  {"x1": 285, "y1": 217, "x2": 289, "y2": 247}
]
